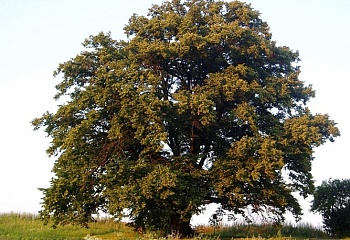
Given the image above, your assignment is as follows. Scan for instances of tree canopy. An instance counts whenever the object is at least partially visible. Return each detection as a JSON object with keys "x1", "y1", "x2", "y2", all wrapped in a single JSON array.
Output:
[
  {"x1": 32, "y1": 0, "x2": 339, "y2": 236},
  {"x1": 311, "y1": 179, "x2": 350, "y2": 237}
]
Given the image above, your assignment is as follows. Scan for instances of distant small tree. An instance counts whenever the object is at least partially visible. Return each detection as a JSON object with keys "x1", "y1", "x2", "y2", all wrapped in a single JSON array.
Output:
[{"x1": 311, "y1": 178, "x2": 350, "y2": 237}]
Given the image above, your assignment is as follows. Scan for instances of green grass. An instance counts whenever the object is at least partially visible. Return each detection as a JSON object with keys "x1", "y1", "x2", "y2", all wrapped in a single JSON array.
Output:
[
  {"x1": 0, "y1": 212, "x2": 135, "y2": 240},
  {"x1": 0, "y1": 212, "x2": 330, "y2": 240}
]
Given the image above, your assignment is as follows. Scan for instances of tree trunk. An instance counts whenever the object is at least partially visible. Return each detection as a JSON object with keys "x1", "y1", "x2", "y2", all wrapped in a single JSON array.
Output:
[{"x1": 170, "y1": 213, "x2": 194, "y2": 238}]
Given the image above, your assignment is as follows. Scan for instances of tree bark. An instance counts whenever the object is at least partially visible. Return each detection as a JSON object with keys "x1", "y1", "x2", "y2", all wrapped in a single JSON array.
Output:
[{"x1": 170, "y1": 213, "x2": 194, "y2": 238}]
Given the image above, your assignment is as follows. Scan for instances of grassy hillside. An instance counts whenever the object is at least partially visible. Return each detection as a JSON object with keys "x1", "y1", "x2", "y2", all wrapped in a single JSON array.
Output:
[
  {"x1": 0, "y1": 212, "x2": 133, "y2": 240},
  {"x1": 0, "y1": 212, "x2": 329, "y2": 240}
]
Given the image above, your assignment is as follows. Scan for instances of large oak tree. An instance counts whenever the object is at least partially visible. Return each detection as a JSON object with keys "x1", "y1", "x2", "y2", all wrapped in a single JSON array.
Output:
[{"x1": 32, "y1": 0, "x2": 339, "y2": 236}]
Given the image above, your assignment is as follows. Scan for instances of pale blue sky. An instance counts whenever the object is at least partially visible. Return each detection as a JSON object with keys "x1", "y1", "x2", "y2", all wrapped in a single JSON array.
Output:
[{"x1": 1, "y1": 0, "x2": 349, "y2": 227}]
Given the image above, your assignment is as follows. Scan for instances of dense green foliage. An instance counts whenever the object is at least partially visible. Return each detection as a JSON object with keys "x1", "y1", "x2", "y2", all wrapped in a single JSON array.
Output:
[
  {"x1": 32, "y1": 0, "x2": 339, "y2": 236},
  {"x1": 311, "y1": 178, "x2": 350, "y2": 237}
]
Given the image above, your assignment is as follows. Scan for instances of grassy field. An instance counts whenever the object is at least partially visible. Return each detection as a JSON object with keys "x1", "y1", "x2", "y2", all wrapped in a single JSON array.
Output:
[
  {"x1": 0, "y1": 212, "x2": 330, "y2": 240},
  {"x1": 0, "y1": 212, "x2": 134, "y2": 240}
]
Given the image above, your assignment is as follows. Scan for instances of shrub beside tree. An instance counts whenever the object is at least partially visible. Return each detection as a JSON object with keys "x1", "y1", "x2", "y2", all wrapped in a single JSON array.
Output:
[
  {"x1": 32, "y1": 0, "x2": 339, "y2": 236},
  {"x1": 311, "y1": 178, "x2": 350, "y2": 238}
]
